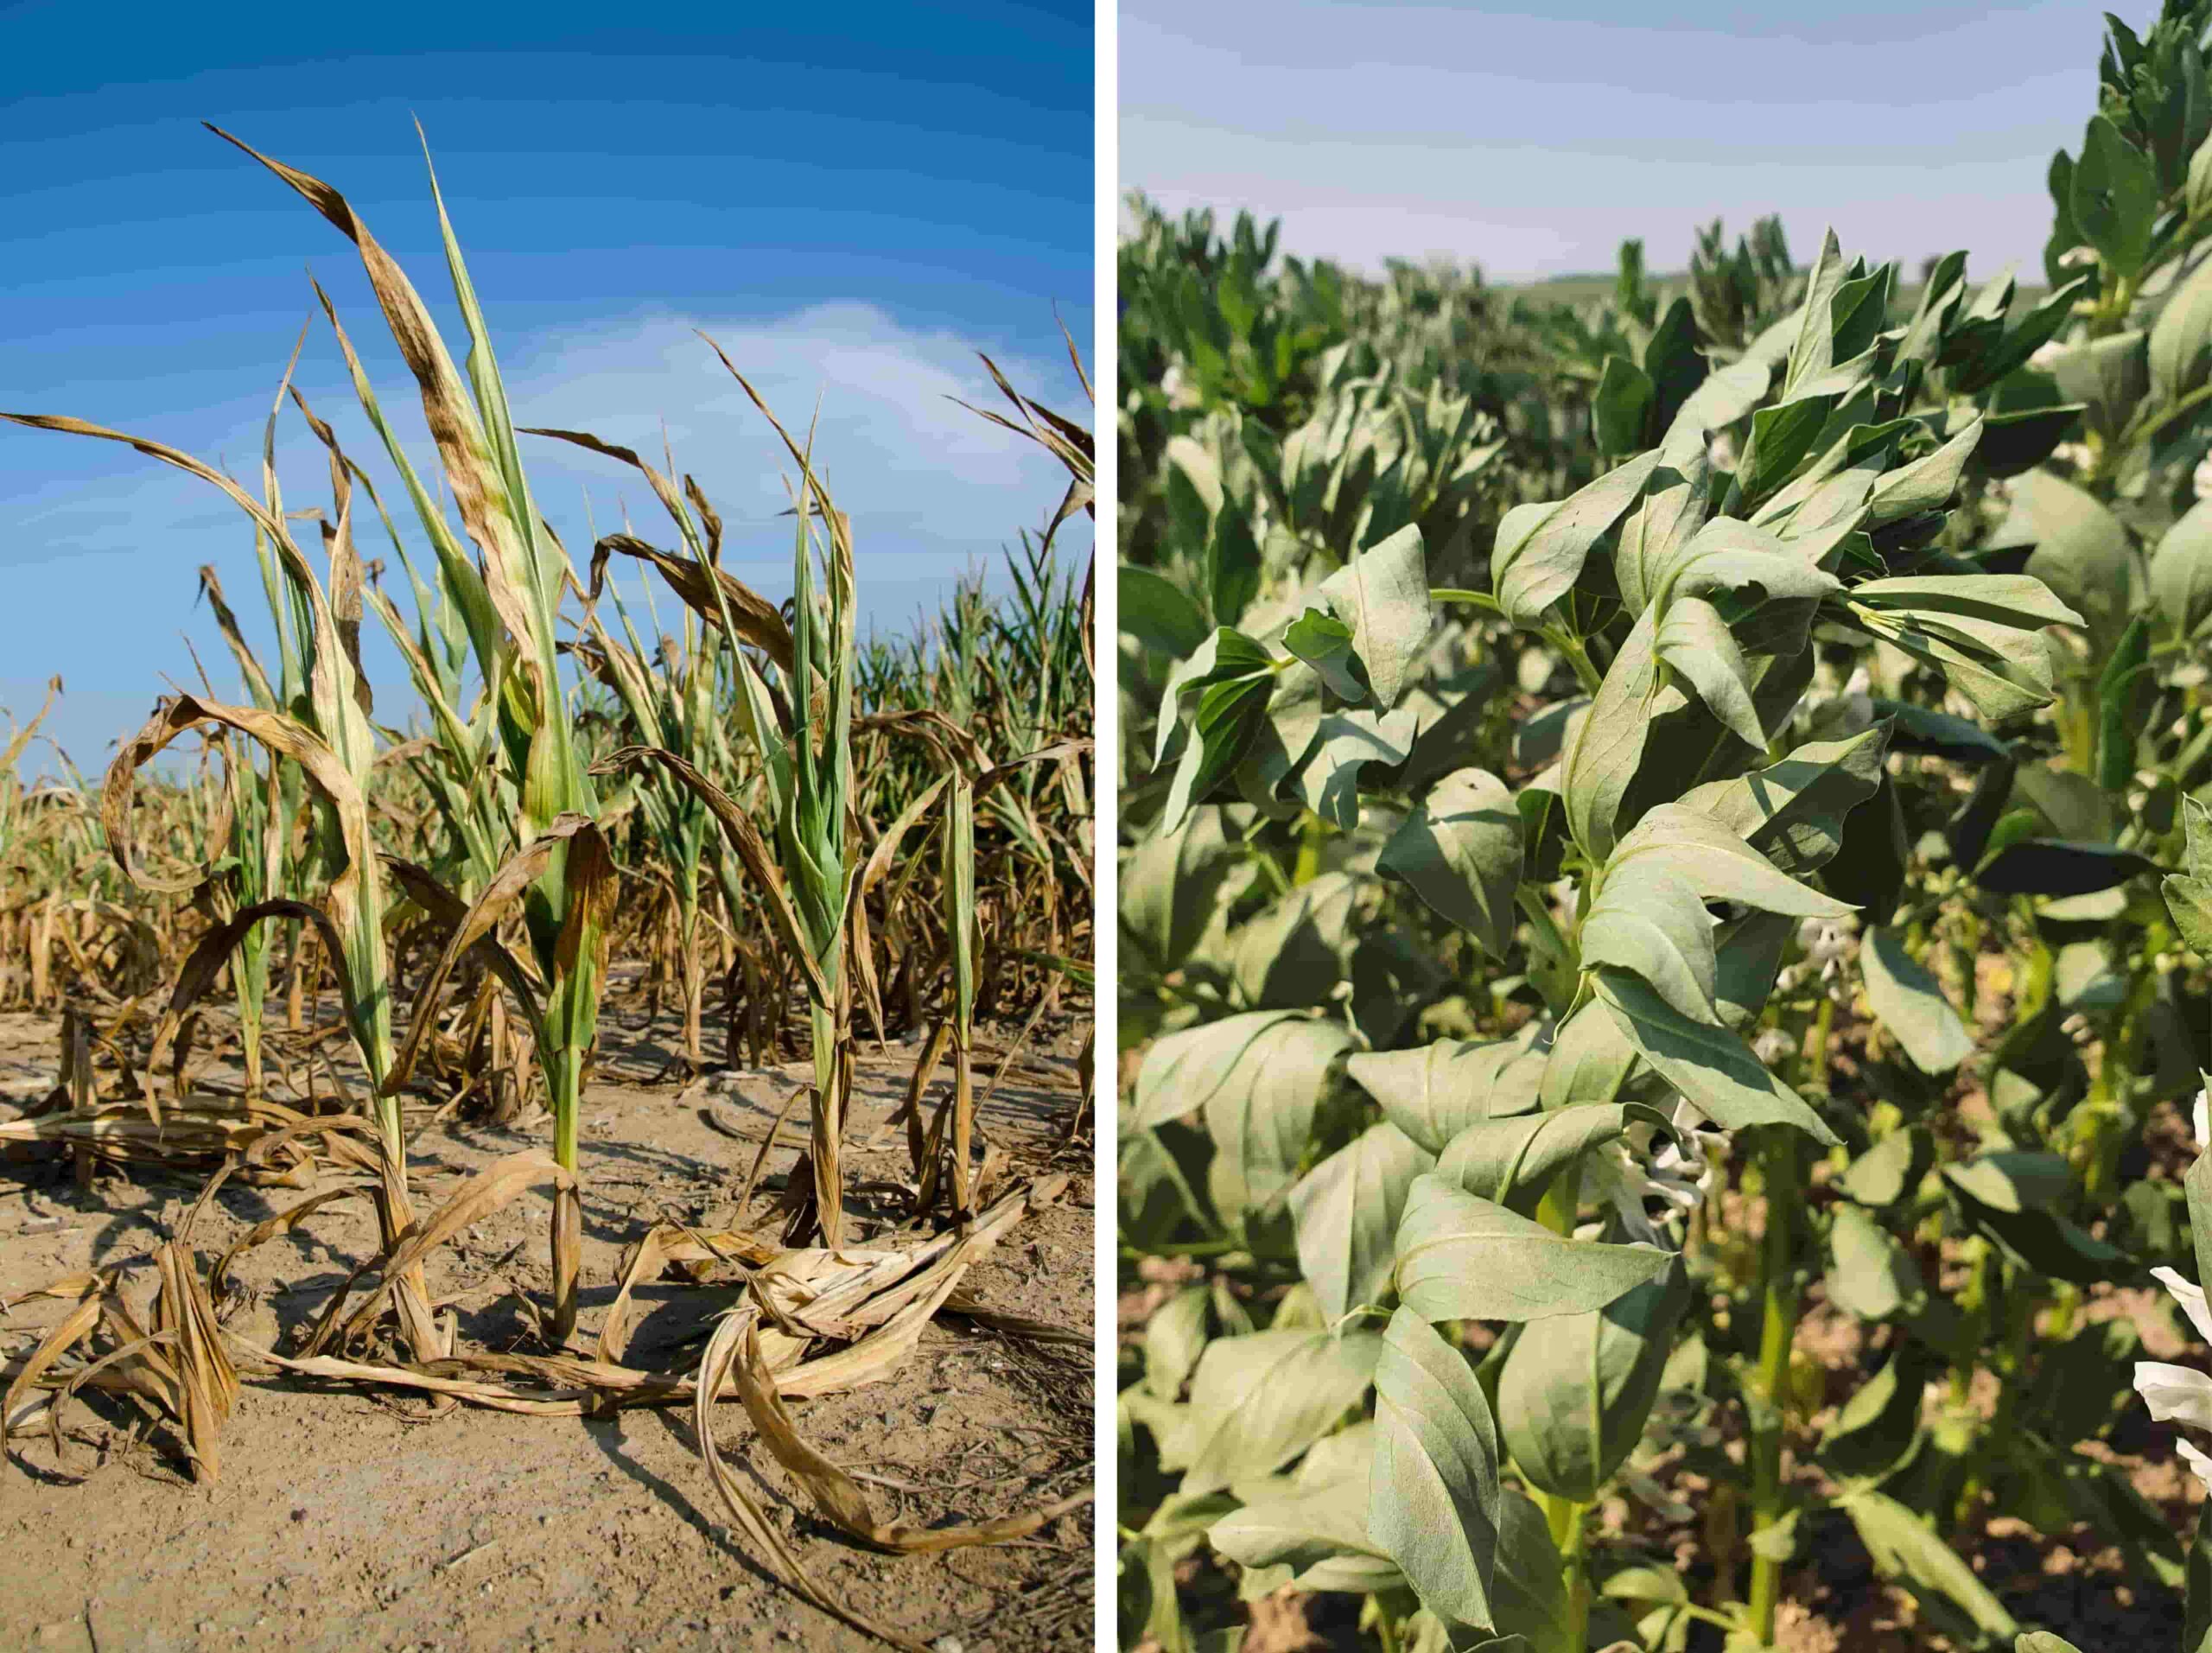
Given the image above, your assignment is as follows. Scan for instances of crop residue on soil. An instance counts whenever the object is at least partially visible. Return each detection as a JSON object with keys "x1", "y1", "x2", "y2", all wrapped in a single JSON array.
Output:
[{"x1": 0, "y1": 1003, "x2": 1096, "y2": 1652}]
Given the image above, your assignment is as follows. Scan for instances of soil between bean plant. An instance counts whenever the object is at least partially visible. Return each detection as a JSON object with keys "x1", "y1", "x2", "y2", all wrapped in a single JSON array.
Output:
[{"x1": 0, "y1": 998, "x2": 1096, "y2": 1652}]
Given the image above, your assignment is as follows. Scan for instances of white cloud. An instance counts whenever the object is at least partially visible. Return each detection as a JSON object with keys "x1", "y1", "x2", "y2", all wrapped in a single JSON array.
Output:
[{"x1": 503, "y1": 302, "x2": 1074, "y2": 556}]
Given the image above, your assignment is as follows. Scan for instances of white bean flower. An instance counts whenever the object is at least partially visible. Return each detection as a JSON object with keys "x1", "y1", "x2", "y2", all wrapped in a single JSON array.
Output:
[
  {"x1": 2135, "y1": 1090, "x2": 2212, "y2": 1492},
  {"x1": 1840, "y1": 665, "x2": 1875, "y2": 731},
  {"x1": 1584, "y1": 1098, "x2": 1726, "y2": 1246},
  {"x1": 1796, "y1": 913, "x2": 1857, "y2": 982},
  {"x1": 2194, "y1": 453, "x2": 2212, "y2": 502},
  {"x1": 1751, "y1": 1027, "x2": 1796, "y2": 1067}
]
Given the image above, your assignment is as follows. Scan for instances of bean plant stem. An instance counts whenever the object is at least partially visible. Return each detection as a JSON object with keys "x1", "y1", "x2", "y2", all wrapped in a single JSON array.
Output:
[
  {"x1": 1533, "y1": 1177, "x2": 1594, "y2": 1643},
  {"x1": 1746, "y1": 1128, "x2": 1800, "y2": 1644}
]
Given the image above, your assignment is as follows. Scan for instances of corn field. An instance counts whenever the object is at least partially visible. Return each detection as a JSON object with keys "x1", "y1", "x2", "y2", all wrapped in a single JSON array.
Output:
[
  {"x1": 1117, "y1": 3, "x2": 2212, "y2": 1649},
  {"x1": 0, "y1": 124, "x2": 1094, "y2": 1650}
]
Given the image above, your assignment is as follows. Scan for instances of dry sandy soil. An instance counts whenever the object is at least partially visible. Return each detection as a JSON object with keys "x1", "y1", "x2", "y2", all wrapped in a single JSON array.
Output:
[{"x1": 0, "y1": 997, "x2": 1096, "y2": 1653}]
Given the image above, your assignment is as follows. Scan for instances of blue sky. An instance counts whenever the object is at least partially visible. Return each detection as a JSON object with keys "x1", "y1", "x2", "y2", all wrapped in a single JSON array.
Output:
[
  {"x1": 0, "y1": 1, "x2": 1092, "y2": 772},
  {"x1": 1122, "y1": 1, "x2": 2110, "y2": 282}
]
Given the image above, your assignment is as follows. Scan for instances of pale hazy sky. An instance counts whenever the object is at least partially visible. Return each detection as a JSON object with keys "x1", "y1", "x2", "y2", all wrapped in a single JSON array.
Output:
[{"x1": 1121, "y1": 1, "x2": 2112, "y2": 280}]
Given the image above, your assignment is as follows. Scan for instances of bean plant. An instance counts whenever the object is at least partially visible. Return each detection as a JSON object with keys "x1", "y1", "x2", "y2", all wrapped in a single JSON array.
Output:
[{"x1": 1118, "y1": 9, "x2": 2212, "y2": 1645}]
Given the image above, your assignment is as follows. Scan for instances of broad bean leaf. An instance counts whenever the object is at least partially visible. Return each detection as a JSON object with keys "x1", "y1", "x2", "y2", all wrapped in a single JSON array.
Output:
[
  {"x1": 2007, "y1": 470, "x2": 2132, "y2": 652},
  {"x1": 1835, "y1": 1127, "x2": 1929, "y2": 1208},
  {"x1": 2154, "y1": 503, "x2": 2212, "y2": 640},
  {"x1": 1593, "y1": 970, "x2": 1838, "y2": 1144},
  {"x1": 1348, "y1": 1035, "x2": 1547, "y2": 1154},
  {"x1": 1974, "y1": 838, "x2": 2157, "y2": 896},
  {"x1": 1820, "y1": 1340, "x2": 1937, "y2": 1488},
  {"x1": 1230, "y1": 872, "x2": 1363, "y2": 1008},
  {"x1": 1497, "y1": 1261, "x2": 1689, "y2": 1502},
  {"x1": 1560, "y1": 604, "x2": 1661, "y2": 860},
  {"x1": 1121, "y1": 810, "x2": 1238, "y2": 975},
  {"x1": 1655, "y1": 595, "x2": 1764, "y2": 747},
  {"x1": 2154, "y1": 252, "x2": 2212, "y2": 403},
  {"x1": 1210, "y1": 1429, "x2": 1402, "y2": 1598},
  {"x1": 1861, "y1": 926, "x2": 1974, "y2": 1073},
  {"x1": 1580, "y1": 866, "x2": 1721, "y2": 1025},
  {"x1": 1825, "y1": 1202, "x2": 1922, "y2": 1323},
  {"x1": 1434, "y1": 1103, "x2": 1675, "y2": 1212},
  {"x1": 1609, "y1": 803, "x2": 1853, "y2": 919},
  {"x1": 1145, "y1": 1287, "x2": 1211, "y2": 1402},
  {"x1": 1132, "y1": 1009, "x2": 1313, "y2": 1128},
  {"x1": 1615, "y1": 455, "x2": 1712, "y2": 617},
  {"x1": 1395, "y1": 1174, "x2": 1675, "y2": 1323},
  {"x1": 1283, "y1": 608, "x2": 1364, "y2": 701},
  {"x1": 1592, "y1": 354, "x2": 1655, "y2": 454},
  {"x1": 1494, "y1": 449, "x2": 1663, "y2": 625},
  {"x1": 2071, "y1": 113, "x2": 2159, "y2": 278},
  {"x1": 1379, "y1": 766, "x2": 1523, "y2": 960},
  {"x1": 2170, "y1": 795, "x2": 2212, "y2": 955},
  {"x1": 1318, "y1": 523, "x2": 1433, "y2": 709},
  {"x1": 1488, "y1": 1489, "x2": 1574, "y2": 1653},
  {"x1": 1840, "y1": 1488, "x2": 2019, "y2": 1640},
  {"x1": 1371, "y1": 1308, "x2": 1503, "y2": 1634},
  {"x1": 1865, "y1": 417, "x2": 1980, "y2": 525},
  {"x1": 1538, "y1": 1001, "x2": 1641, "y2": 1111},
  {"x1": 1122, "y1": 565, "x2": 1210, "y2": 658},
  {"x1": 1289, "y1": 1122, "x2": 1435, "y2": 1319},
  {"x1": 1677, "y1": 724, "x2": 1888, "y2": 877},
  {"x1": 1182, "y1": 1328, "x2": 1382, "y2": 1494}
]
